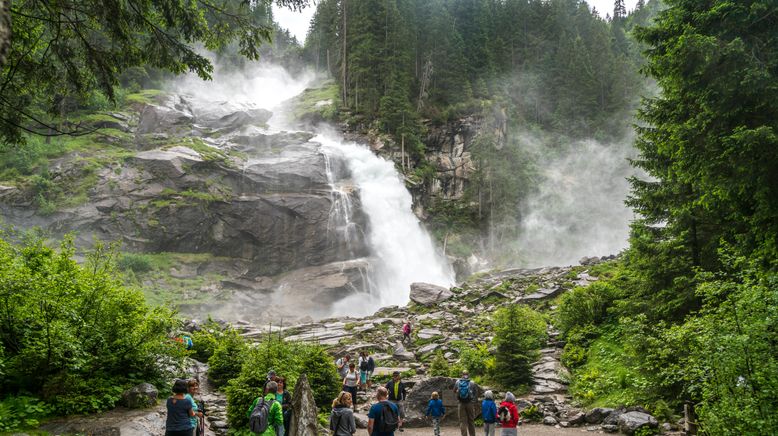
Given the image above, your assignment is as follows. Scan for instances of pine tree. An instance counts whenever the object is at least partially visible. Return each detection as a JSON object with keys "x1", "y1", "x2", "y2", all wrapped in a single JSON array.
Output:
[{"x1": 613, "y1": 0, "x2": 627, "y2": 20}]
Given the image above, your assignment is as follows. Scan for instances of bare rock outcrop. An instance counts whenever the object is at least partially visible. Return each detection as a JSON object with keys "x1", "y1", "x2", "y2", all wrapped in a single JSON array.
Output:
[{"x1": 289, "y1": 374, "x2": 319, "y2": 436}]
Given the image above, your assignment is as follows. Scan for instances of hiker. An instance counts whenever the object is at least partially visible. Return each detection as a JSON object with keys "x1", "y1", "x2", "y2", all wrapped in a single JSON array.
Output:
[
  {"x1": 276, "y1": 377, "x2": 293, "y2": 436},
  {"x1": 343, "y1": 362, "x2": 359, "y2": 410},
  {"x1": 401, "y1": 321, "x2": 412, "y2": 344},
  {"x1": 330, "y1": 391, "x2": 357, "y2": 436},
  {"x1": 263, "y1": 370, "x2": 277, "y2": 394},
  {"x1": 368, "y1": 387, "x2": 400, "y2": 436},
  {"x1": 186, "y1": 379, "x2": 206, "y2": 436},
  {"x1": 247, "y1": 381, "x2": 284, "y2": 436},
  {"x1": 359, "y1": 351, "x2": 369, "y2": 390},
  {"x1": 385, "y1": 371, "x2": 407, "y2": 431},
  {"x1": 481, "y1": 390, "x2": 497, "y2": 436},
  {"x1": 497, "y1": 392, "x2": 519, "y2": 436},
  {"x1": 336, "y1": 354, "x2": 351, "y2": 379},
  {"x1": 453, "y1": 370, "x2": 476, "y2": 436},
  {"x1": 166, "y1": 379, "x2": 195, "y2": 436},
  {"x1": 366, "y1": 352, "x2": 376, "y2": 389},
  {"x1": 426, "y1": 391, "x2": 446, "y2": 436}
]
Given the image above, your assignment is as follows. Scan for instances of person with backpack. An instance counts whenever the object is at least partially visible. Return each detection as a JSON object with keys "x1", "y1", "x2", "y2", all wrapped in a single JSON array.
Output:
[
  {"x1": 343, "y1": 362, "x2": 359, "y2": 410},
  {"x1": 166, "y1": 379, "x2": 195, "y2": 436},
  {"x1": 481, "y1": 390, "x2": 497, "y2": 436},
  {"x1": 425, "y1": 391, "x2": 446, "y2": 436},
  {"x1": 453, "y1": 370, "x2": 477, "y2": 436},
  {"x1": 385, "y1": 371, "x2": 407, "y2": 431},
  {"x1": 330, "y1": 391, "x2": 357, "y2": 436},
  {"x1": 401, "y1": 321, "x2": 412, "y2": 344},
  {"x1": 359, "y1": 352, "x2": 370, "y2": 390},
  {"x1": 367, "y1": 387, "x2": 400, "y2": 436},
  {"x1": 366, "y1": 352, "x2": 376, "y2": 389},
  {"x1": 496, "y1": 392, "x2": 519, "y2": 436},
  {"x1": 336, "y1": 354, "x2": 351, "y2": 379},
  {"x1": 186, "y1": 379, "x2": 205, "y2": 436},
  {"x1": 247, "y1": 380, "x2": 284, "y2": 435}
]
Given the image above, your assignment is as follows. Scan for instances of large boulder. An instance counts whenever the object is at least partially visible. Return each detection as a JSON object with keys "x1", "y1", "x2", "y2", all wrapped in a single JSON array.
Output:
[
  {"x1": 121, "y1": 383, "x2": 158, "y2": 409},
  {"x1": 585, "y1": 407, "x2": 614, "y2": 424},
  {"x1": 410, "y1": 283, "x2": 454, "y2": 306},
  {"x1": 289, "y1": 374, "x2": 319, "y2": 436},
  {"x1": 617, "y1": 411, "x2": 659, "y2": 435},
  {"x1": 402, "y1": 377, "x2": 483, "y2": 428}
]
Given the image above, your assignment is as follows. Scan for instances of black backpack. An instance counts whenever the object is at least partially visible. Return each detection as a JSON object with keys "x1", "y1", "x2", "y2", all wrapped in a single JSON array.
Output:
[
  {"x1": 498, "y1": 405, "x2": 511, "y2": 423},
  {"x1": 249, "y1": 398, "x2": 276, "y2": 434},
  {"x1": 378, "y1": 402, "x2": 399, "y2": 433},
  {"x1": 360, "y1": 359, "x2": 369, "y2": 371}
]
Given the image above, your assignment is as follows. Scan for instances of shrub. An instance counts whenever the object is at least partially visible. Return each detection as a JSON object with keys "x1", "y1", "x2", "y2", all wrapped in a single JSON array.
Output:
[
  {"x1": 117, "y1": 253, "x2": 154, "y2": 273},
  {"x1": 0, "y1": 234, "x2": 181, "y2": 427},
  {"x1": 490, "y1": 305, "x2": 546, "y2": 390},
  {"x1": 428, "y1": 351, "x2": 448, "y2": 377},
  {"x1": 0, "y1": 396, "x2": 51, "y2": 431},
  {"x1": 459, "y1": 344, "x2": 494, "y2": 378},
  {"x1": 224, "y1": 339, "x2": 340, "y2": 430},
  {"x1": 207, "y1": 329, "x2": 248, "y2": 387},
  {"x1": 557, "y1": 282, "x2": 618, "y2": 336},
  {"x1": 521, "y1": 404, "x2": 542, "y2": 422}
]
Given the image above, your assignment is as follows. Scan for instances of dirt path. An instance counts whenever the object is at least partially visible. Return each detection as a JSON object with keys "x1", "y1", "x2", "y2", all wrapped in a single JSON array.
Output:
[{"x1": 400, "y1": 425, "x2": 590, "y2": 435}]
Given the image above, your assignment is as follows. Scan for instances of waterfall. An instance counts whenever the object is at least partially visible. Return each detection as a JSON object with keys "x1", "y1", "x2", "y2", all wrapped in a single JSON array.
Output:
[{"x1": 316, "y1": 133, "x2": 455, "y2": 308}]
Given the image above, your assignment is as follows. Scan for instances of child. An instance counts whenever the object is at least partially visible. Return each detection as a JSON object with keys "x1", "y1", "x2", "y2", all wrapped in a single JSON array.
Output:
[
  {"x1": 481, "y1": 390, "x2": 497, "y2": 436},
  {"x1": 426, "y1": 391, "x2": 445, "y2": 436}
]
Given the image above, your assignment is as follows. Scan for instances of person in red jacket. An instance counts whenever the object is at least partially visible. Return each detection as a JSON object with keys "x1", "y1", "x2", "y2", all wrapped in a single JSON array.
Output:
[{"x1": 496, "y1": 392, "x2": 520, "y2": 436}]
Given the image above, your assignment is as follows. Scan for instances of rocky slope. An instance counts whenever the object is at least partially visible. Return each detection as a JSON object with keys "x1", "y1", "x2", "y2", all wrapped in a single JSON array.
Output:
[{"x1": 0, "y1": 91, "x2": 373, "y2": 320}]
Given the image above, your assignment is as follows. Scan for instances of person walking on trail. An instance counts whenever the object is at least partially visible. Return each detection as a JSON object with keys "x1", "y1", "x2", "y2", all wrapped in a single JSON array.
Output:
[
  {"x1": 385, "y1": 371, "x2": 407, "y2": 431},
  {"x1": 166, "y1": 379, "x2": 195, "y2": 436},
  {"x1": 330, "y1": 391, "x2": 357, "y2": 436},
  {"x1": 275, "y1": 377, "x2": 293, "y2": 436},
  {"x1": 186, "y1": 379, "x2": 205, "y2": 436},
  {"x1": 343, "y1": 362, "x2": 360, "y2": 410},
  {"x1": 401, "y1": 321, "x2": 412, "y2": 344},
  {"x1": 426, "y1": 391, "x2": 446, "y2": 436},
  {"x1": 481, "y1": 390, "x2": 497, "y2": 436},
  {"x1": 368, "y1": 387, "x2": 400, "y2": 436},
  {"x1": 247, "y1": 380, "x2": 284, "y2": 436},
  {"x1": 359, "y1": 352, "x2": 369, "y2": 390},
  {"x1": 453, "y1": 370, "x2": 477, "y2": 436},
  {"x1": 366, "y1": 352, "x2": 376, "y2": 388},
  {"x1": 263, "y1": 370, "x2": 277, "y2": 394},
  {"x1": 336, "y1": 354, "x2": 352, "y2": 379},
  {"x1": 497, "y1": 392, "x2": 520, "y2": 436}
]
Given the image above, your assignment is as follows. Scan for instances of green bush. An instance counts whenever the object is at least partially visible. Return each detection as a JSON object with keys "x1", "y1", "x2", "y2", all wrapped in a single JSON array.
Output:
[
  {"x1": 459, "y1": 343, "x2": 494, "y2": 378},
  {"x1": 0, "y1": 396, "x2": 52, "y2": 431},
  {"x1": 224, "y1": 339, "x2": 340, "y2": 430},
  {"x1": 521, "y1": 404, "x2": 542, "y2": 422},
  {"x1": 117, "y1": 253, "x2": 154, "y2": 273},
  {"x1": 207, "y1": 329, "x2": 248, "y2": 388},
  {"x1": 490, "y1": 305, "x2": 546, "y2": 390},
  {"x1": 428, "y1": 351, "x2": 448, "y2": 377},
  {"x1": 557, "y1": 282, "x2": 618, "y2": 337},
  {"x1": 0, "y1": 234, "x2": 182, "y2": 426}
]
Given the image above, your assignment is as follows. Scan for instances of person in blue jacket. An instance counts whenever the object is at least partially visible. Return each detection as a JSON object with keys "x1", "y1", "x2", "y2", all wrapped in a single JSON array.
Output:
[
  {"x1": 481, "y1": 390, "x2": 497, "y2": 436},
  {"x1": 426, "y1": 391, "x2": 446, "y2": 436}
]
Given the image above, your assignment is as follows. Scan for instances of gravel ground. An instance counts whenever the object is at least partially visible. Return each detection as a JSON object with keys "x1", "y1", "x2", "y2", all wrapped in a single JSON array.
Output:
[{"x1": 399, "y1": 425, "x2": 594, "y2": 436}]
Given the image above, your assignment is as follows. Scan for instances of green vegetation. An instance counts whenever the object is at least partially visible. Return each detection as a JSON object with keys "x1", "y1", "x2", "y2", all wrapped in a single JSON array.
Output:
[
  {"x1": 225, "y1": 338, "x2": 340, "y2": 430},
  {"x1": 0, "y1": 234, "x2": 183, "y2": 428},
  {"x1": 291, "y1": 82, "x2": 340, "y2": 122},
  {"x1": 491, "y1": 305, "x2": 547, "y2": 390}
]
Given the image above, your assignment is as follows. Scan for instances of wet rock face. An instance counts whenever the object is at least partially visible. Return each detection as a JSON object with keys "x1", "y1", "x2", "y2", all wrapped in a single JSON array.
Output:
[
  {"x1": 409, "y1": 282, "x2": 454, "y2": 306},
  {"x1": 0, "y1": 93, "x2": 369, "y2": 281},
  {"x1": 121, "y1": 383, "x2": 158, "y2": 409}
]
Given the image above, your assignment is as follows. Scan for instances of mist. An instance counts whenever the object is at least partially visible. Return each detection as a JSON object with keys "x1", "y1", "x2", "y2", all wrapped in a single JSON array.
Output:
[{"x1": 514, "y1": 132, "x2": 637, "y2": 267}]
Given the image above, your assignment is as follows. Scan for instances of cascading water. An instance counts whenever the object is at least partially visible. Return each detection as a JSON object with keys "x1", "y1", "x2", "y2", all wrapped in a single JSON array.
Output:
[{"x1": 316, "y1": 133, "x2": 455, "y2": 309}]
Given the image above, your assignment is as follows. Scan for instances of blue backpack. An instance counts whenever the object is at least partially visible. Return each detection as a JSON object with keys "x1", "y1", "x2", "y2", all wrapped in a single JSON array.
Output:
[{"x1": 457, "y1": 379, "x2": 472, "y2": 402}]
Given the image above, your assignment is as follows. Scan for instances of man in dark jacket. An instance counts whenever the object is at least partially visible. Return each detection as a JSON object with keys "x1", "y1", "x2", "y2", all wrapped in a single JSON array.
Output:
[{"x1": 385, "y1": 371, "x2": 406, "y2": 431}]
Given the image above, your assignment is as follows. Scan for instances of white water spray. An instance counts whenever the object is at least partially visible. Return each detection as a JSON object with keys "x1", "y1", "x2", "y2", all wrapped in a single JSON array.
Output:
[{"x1": 316, "y1": 133, "x2": 455, "y2": 308}]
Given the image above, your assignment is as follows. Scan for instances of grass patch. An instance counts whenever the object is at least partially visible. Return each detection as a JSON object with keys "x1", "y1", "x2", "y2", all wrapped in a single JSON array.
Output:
[
  {"x1": 123, "y1": 89, "x2": 166, "y2": 106},
  {"x1": 291, "y1": 81, "x2": 339, "y2": 121}
]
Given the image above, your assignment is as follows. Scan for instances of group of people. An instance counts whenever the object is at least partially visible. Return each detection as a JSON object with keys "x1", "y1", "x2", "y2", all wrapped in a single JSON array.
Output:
[
  {"x1": 164, "y1": 378, "x2": 205, "y2": 436},
  {"x1": 246, "y1": 370, "x2": 294, "y2": 436},
  {"x1": 336, "y1": 351, "x2": 377, "y2": 409},
  {"x1": 426, "y1": 371, "x2": 521, "y2": 436}
]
